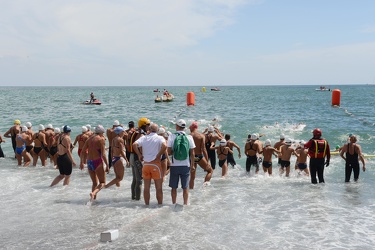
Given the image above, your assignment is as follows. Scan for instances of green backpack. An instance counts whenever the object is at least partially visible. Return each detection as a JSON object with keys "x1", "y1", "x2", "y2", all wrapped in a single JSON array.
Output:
[{"x1": 173, "y1": 132, "x2": 190, "y2": 160}]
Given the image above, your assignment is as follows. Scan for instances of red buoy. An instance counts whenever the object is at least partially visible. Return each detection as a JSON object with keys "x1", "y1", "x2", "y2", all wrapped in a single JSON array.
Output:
[
  {"x1": 332, "y1": 89, "x2": 341, "y2": 106},
  {"x1": 187, "y1": 92, "x2": 195, "y2": 106}
]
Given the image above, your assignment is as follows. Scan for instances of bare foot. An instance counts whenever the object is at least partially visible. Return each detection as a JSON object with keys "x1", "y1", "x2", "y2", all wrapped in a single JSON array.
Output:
[{"x1": 90, "y1": 192, "x2": 95, "y2": 201}]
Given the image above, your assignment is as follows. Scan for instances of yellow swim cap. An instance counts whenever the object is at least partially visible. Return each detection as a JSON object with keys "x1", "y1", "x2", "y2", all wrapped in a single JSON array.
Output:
[
  {"x1": 14, "y1": 119, "x2": 21, "y2": 125},
  {"x1": 138, "y1": 117, "x2": 150, "y2": 128}
]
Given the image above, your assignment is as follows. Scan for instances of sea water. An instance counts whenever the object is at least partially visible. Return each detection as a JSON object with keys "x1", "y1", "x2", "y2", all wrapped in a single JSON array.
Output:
[{"x1": 1, "y1": 85, "x2": 375, "y2": 249}]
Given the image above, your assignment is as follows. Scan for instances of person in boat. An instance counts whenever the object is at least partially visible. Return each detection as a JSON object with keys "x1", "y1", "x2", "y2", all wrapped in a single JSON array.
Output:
[
  {"x1": 90, "y1": 92, "x2": 95, "y2": 103},
  {"x1": 340, "y1": 135, "x2": 365, "y2": 182}
]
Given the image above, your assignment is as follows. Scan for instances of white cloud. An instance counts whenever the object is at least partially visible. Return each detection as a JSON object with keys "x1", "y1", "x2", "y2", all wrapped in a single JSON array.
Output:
[{"x1": 0, "y1": 0, "x2": 250, "y2": 61}]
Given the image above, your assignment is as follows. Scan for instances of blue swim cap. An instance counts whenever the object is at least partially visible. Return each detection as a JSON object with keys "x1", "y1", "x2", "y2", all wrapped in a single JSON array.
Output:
[
  {"x1": 114, "y1": 126, "x2": 124, "y2": 134},
  {"x1": 63, "y1": 125, "x2": 71, "y2": 133}
]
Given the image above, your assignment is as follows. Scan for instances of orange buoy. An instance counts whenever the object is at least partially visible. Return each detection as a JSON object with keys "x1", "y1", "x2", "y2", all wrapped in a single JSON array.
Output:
[
  {"x1": 187, "y1": 92, "x2": 195, "y2": 106},
  {"x1": 331, "y1": 89, "x2": 341, "y2": 106}
]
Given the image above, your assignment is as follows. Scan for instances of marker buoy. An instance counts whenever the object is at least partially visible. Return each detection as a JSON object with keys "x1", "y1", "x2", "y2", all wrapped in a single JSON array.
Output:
[
  {"x1": 187, "y1": 92, "x2": 195, "y2": 106},
  {"x1": 202, "y1": 87, "x2": 206, "y2": 92},
  {"x1": 331, "y1": 89, "x2": 341, "y2": 106}
]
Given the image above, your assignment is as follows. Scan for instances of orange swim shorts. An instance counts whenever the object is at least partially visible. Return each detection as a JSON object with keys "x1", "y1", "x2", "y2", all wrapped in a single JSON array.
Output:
[{"x1": 142, "y1": 160, "x2": 162, "y2": 180}]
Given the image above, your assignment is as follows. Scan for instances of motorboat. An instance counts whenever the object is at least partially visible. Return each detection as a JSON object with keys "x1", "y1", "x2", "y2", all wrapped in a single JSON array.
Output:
[
  {"x1": 315, "y1": 86, "x2": 330, "y2": 91},
  {"x1": 83, "y1": 99, "x2": 102, "y2": 105},
  {"x1": 211, "y1": 87, "x2": 221, "y2": 91}
]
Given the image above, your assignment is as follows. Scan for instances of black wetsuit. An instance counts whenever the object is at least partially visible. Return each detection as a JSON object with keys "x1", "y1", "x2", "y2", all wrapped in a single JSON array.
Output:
[
  {"x1": 345, "y1": 144, "x2": 360, "y2": 182},
  {"x1": 205, "y1": 134, "x2": 216, "y2": 169}
]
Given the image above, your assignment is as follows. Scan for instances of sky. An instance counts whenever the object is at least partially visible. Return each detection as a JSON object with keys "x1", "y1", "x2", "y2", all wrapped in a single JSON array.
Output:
[{"x1": 1, "y1": 0, "x2": 375, "y2": 86}]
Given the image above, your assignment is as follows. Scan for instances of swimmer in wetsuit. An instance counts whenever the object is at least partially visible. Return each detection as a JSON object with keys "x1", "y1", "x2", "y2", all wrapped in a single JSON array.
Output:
[
  {"x1": 50, "y1": 125, "x2": 76, "y2": 186},
  {"x1": 210, "y1": 139, "x2": 233, "y2": 177},
  {"x1": 80, "y1": 125, "x2": 108, "y2": 201},
  {"x1": 340, "y1": 135, "x2": 366, "y2": 182}
]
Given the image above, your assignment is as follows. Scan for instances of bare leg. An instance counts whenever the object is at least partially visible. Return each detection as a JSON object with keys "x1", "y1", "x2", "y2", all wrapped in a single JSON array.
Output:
[
  {"x1": 16, "y1": 153, "x2": 22, "y2": 166},
  {"x1": 171, "y1": 188, "x2": 177, "y2": 204},
  {"x1": 189, "y1": 166, "x2": 196, "y2": 189},
  {"x1": 183, "y1": 188, "x2": 189, "y2": 205},
  {"x1": 143, "y1": 179, "x2": 151, "y2": 205},
  {"x1": 23, "y1": 151, "x2": 31, "y2": 167},
  {"x1": 63, "y1": 175, "x2": 71, "y2": 185},
  {"x1": 154, "y1": 178, "x2": 163, "y2": 204},
  {"x1": 222, "y1": 162, "x2": 228, "y2": 177},
  {"x1": 105, "y1": 161, "x2": 124, "y2": 188},
  {"x1": 50, "y1": 174, "x2": 64, "y2": 186},
  {"x1": 90, "y1": 164, "x2": 106, "y2": 200}
]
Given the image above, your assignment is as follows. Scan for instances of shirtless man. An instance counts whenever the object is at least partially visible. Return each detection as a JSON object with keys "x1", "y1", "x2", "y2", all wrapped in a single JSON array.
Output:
[
  {"x1": 274, "y1": 134, "x2": 286, "y2": 168},
  {"x1": 244, "y1": 134, "x2": 261, "y2": 175},
  {"x1": 204, "y1": 125, "x2": 223, "y2": 170},
  {"x1": 107, "y1": 120, "x2": 120, "y2": 169},
  {"x1": 279, "y1": 138, "x2": 296, "y2": 177},
  {"x1": 106, "y1": 126, "x2": 129, "y2": 188},
  {"x1": 294, "y1": 140, "x2": 310, "y2": 176},
  {"x1": 50, "y1": 125, "x2": 76, "y2": 186},
  {"x1": 80, "y1": 125, "x2": 109, "y2": 201},
  {"x1": 340, "y1": 135, "x2": 366, "y2": 182},
  {"x1": 25, "y1": 122, "x2": 34, "y2": 155},
  {"x1": 225, "y1": 134, "x2": 241, "y2": 168},
  {"x1": 73, "y1": 126, "x2": 89, "y2": 164},
  {"x1": 189, "y1": 122, "x2": 213, "y2": 189},
  {"x1": 15, "y1": 126, "x2": 32, "y2": 166},
  {"x1": 210, "y1": 139, "x2": 233, "y2": 177},
  {"x1": 32, "y1": 124, "x2": 48, "y2": 166},
  {"x1": 4, "y1": 119, "x2": 21, "y2": 157},
  {"x1": 260, "y1": 139, "x2": 280, "y2": 175}
]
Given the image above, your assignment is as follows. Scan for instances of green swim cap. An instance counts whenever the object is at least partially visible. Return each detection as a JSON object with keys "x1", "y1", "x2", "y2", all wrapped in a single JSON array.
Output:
[{"x1": 336, "y1": 145, "x2": 340, "y2": 150}]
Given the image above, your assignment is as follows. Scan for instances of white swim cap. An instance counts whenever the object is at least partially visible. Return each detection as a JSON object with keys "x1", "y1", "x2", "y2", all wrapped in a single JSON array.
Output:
[
  {"x1": 86, "y1": 124, "x2": 91, "y2": 130},
  {"x1": 280, "y1": 134, "x2": 285, "y2": 140},
  {"x1": 255, "y1": 133, "x2": 259, "y2": 139},
  {"x1": 113, "y1": 120, "x2": 120, "y2": 126},
  {"x1": 82, "y1": 126, "x2": 88, "y2": 132},
  {"x1": 158, "y1": 127, "x2": 165, "y2": 135},
  {"x1": 95, "y1": 125, "x2": 105, "y2": 134},
  {"x1": 285, "y1": 138, "x2": 292, "y2": 145},
  {"x1": 25, "y1": 122, "x2": 32, "y2": 128},
  {"x1": 46, "y1": 124, "x2": 53, "y2": 129},
  {"x1": 54, "y1": 128, "x2": 61, "y2": 134},
  {"x1": 250, "y1": 133, "x2": 257, "y2": 140},
  {"x1": 299, "y1": 140, "x2": 305, "y2": 145},
  {"x1": 208, "y1": 126, "x2": 214, "y2": 132},
  {"x1": 21, "y1": 126, "x2": 28, "y2": 132},
  {"x1": 265, "y1": 139, "x2": 271, "y2": 146},
  {"x1": 38, "y1": 124, "x2": 45, "y2": 131},
  {"x1": 220, "y1": 139, "x2": 227, "y2": 146}
]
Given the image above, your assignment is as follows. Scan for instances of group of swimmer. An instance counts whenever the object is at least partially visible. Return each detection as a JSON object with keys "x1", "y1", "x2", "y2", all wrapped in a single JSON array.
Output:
[{"x1": 1, "y1": 118, "x2": 367, "y2": 206}]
